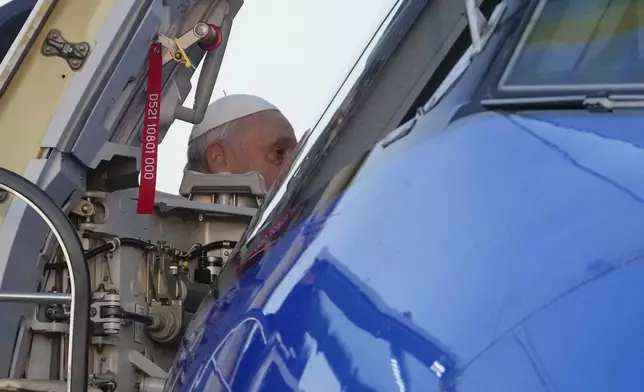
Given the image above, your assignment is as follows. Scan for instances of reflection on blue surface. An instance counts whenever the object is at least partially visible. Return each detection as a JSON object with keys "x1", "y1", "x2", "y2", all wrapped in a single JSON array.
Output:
[
  {"x1": 168, "y1": 194, "x2": 455, "y2": 392},
  {"x1": 164, "y1": 3, "x2": 644, "y2": 387},
  {"x1": 168, "y1": 107, "x2": 644, "y2": 391},
  {"x1": 251, "y1": 249, "x2": 455, "y2": 391}
]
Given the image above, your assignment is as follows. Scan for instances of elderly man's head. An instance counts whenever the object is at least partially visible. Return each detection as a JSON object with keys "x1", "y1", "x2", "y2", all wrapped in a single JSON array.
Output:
[{"x1": 185, "y1": 94, "x2": 297, "y2": 189}]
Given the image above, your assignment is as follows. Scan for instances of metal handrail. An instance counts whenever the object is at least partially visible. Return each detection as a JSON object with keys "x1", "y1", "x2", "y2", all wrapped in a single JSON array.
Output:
[
  {"x1": 0, "y1": 167, "x2": 90, "y2": 392},
  {"x1": 0, "y1": 292, "x2": 72, "y2": 304}
]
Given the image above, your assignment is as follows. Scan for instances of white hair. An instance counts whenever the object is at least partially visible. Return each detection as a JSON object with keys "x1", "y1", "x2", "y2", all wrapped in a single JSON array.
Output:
[{"x1": 185, "y1": 120, "x2": 237, "y2": 172}]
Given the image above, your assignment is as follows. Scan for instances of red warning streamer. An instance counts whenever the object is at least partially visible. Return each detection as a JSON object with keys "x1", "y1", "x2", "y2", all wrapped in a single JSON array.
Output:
[{"x1": 137, "y1": 42, "x2": 163, "y2": 214}]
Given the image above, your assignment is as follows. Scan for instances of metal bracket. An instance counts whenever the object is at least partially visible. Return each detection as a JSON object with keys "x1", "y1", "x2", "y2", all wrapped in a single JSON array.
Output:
[
  {"x1": 465, "y1": 0, "x2": 488, "y2": 53},
  {"x1": 421, "y1": 2, "x2": 507, "y2": 113},
  {"x1": 41, "y1": 29, "x2": 90, "y2": 71},
  {"x1": 71, "y1": 198, "x2": 95, "y2": 217},
  {"x1": 464, "y1": 0, "x2": 506, "y2": 53},
  {"x1": 158, "y1": 22, "x2": 219, "y2": 67},
  {"x1": 128, "y1": 351, "x2": 168, "y2": 379},
  {"x1": 381, "y1": 115, "x2": 418, "y2": 148}
]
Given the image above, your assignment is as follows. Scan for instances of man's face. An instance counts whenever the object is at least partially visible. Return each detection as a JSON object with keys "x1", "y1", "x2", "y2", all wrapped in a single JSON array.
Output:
[{"x1": 206, "y1": 110, "x2": 297, "y2": 189}]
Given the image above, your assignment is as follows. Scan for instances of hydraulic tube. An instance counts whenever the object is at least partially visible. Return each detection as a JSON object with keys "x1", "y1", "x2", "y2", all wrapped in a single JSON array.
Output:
[{"x1": 174, "y1": 15, "x2": 233, "y2": 124}]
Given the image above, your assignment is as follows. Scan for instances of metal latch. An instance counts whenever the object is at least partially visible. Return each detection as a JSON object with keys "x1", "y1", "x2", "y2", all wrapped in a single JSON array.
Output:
[
  {"x1": 41, "y1": 29, "x2": 90, "y2": 71},
  {"x1": 157, "y1": 22, "x2": 221, "y2": 68},
  {"x1": 583, "y1": 96, "x2": 644, "y2": 111}
]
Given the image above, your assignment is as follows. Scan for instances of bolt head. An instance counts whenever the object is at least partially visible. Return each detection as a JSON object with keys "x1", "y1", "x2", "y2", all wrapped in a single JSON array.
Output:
[
  {"x1": 194, "y1": 23, "x2": 209, "y2": 37},
  {"x1": 89, "y1": 308, "x2": 97, "y2": 317}
]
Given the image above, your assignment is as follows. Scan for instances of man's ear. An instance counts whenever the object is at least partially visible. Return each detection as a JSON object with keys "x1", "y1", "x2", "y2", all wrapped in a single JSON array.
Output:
[{"x1": 206, "y1": 142, "x2": 227, "y2": 173}]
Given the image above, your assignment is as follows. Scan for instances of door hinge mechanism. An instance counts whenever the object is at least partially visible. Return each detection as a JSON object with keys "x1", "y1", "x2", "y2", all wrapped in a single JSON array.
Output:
[{"x1": 41, "y1": 29, "x2": 90, "y2": 71}]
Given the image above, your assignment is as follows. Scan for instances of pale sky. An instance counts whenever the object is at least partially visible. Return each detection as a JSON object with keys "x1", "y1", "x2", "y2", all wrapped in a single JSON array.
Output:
[{"x1": 158, "y1": 0, "x2": 395, "y2": 193}]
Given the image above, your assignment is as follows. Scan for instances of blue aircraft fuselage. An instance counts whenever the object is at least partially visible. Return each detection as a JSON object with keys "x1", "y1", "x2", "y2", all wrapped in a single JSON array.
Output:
[{"x1": 166, "y1": 0, "x2": 644, "y2": 390}]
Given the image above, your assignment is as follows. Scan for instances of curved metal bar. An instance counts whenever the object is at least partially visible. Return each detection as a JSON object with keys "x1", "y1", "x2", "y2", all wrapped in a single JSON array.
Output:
[{"x1": 0, "y1": 168, "x2": 90, "y2": 392}]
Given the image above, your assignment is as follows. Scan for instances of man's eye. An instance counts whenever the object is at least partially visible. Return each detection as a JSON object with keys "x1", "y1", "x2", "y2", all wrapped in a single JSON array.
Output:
[{"x1": 269, "y1": 148, "x2": 285, "y2": 164}]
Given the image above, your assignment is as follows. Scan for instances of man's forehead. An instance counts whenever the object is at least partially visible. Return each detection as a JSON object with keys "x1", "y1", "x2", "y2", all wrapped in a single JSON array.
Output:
[{"x1": 234, "y1": 110, "x2": 295, "y2": 141}]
